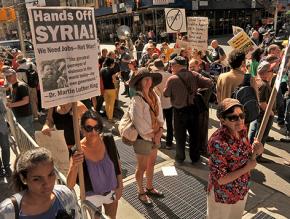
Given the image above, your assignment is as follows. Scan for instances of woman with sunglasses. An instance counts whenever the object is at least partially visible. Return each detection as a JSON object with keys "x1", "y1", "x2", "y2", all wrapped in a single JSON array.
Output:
[
  {"x1": 66, "y1": 110, "x2": 123, "y2": 219},
  {"x1": 207, "y1": 98, "x2": 263, "y2": 219}
]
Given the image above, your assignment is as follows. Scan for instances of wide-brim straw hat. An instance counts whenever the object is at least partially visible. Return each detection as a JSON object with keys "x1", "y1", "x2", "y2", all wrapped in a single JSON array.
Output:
[{"x1": 129, "y1": 67, "x2": 162, "y2": 88}]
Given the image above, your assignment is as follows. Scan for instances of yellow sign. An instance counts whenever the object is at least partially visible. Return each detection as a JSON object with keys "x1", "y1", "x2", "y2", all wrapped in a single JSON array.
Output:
[{"x1": 228, "y1": 31, "x2": 257, "y2": 54}]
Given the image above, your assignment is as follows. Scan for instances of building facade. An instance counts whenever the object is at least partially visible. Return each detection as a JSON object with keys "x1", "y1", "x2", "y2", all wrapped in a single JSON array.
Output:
[{"x1": 91, "y1": 0, "x2": 270, "y2": 42}]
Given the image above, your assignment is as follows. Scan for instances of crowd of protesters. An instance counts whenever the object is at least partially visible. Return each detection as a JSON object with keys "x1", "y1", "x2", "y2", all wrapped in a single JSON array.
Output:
[{"x1": 0, "y1": 24, "x2": 289, "y2": 218}]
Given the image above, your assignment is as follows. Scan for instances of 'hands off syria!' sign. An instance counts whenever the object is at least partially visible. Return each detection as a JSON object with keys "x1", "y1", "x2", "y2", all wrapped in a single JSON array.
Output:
[{"x1": 27, "y1": 7, "x2": 100, "y2": 108}]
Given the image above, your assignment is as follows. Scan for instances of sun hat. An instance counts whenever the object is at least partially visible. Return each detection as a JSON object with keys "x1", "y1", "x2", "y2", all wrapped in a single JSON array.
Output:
[{"x1": 129, "y1": 67, "x2": 162, "y2": 88}]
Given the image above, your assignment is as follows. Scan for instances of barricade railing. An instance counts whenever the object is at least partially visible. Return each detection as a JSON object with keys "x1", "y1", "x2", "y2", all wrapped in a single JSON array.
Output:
[{"x1": 6, "y1": 109, "x2": 104, "y2": 219}]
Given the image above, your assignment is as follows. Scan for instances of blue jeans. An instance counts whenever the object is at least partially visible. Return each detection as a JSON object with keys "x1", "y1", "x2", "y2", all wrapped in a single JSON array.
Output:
[
  {"x1": 248, "y1": 115, "x2": 274, "y2": 145},
  {"x1": 285, "y1": 98, "x2": 290, "y2": 133},
  {"x1": 16, "y1": 115, "x2": 35, "y2": 138},
  {"x1": 0, "y1": 132, "x2": 10, "y2": 167}
]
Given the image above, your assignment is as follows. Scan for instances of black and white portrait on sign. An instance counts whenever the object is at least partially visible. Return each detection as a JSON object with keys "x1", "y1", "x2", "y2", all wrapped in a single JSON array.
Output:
[{"x1": 41, "y1": 59, "x2": 68, "y2": 92}]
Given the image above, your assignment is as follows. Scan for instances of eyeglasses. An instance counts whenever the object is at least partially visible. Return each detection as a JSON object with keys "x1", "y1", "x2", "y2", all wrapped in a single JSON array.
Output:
[
  {"x1": 225, "y1": 113, "x2": 245, "y2": 122},
  {"x1": 83, "y1": 125, "x2": 100, "y2": 132}
]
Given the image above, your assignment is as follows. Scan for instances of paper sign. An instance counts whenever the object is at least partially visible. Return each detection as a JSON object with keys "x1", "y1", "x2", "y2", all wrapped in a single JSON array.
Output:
[
  {"x1": 162, "y1": 166, "x2": 178, "y2": 176},
  {"x1": 165, "y1": 8, "x2": 187, "y2": 33},
  {"x1": 35, "y1": 130, "x2": 70, "y2": 175},
  {"x1": 228, "y1": 31, "x2": 257, "y2": 56},
  {"x1": 187, "y1": 17, "x2": 209, "y2": 52},
  {"x1": 27, "y1": 7, "x2": 100, "y2": 108}
]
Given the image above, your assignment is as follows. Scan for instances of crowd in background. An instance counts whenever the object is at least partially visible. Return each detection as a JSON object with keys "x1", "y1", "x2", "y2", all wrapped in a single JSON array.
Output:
[{"x1": 0, "y1": 23, "x2": 289, "y2": 218}]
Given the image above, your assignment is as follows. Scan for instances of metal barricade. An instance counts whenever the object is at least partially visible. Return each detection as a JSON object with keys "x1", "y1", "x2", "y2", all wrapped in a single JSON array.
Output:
[{"x1": 6, "y1": 109, "x2": 106, "y2": 219}]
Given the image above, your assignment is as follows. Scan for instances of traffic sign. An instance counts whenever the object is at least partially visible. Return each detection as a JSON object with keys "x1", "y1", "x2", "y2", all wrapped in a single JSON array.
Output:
[{"x1": 165, "y1": 8, "x2": 187, "y2": 33}]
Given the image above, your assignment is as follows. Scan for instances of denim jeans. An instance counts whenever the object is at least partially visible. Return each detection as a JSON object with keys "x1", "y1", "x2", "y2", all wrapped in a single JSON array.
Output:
[
  {"x1": 285, "y1": 98, "x2": 290, "y2": 133},
  {"x1": 248, "y1": 115, "x2": 274, "y2": 145},
  {"x1": 16, "y1": 115, "x2": 35, "y2": 138},
  {"x1": 0, "y1": 132, "x2": 10, "y2": 167}
]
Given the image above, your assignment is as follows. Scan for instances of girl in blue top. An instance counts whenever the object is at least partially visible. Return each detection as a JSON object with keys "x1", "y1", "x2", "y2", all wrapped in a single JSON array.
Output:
[{"x1": 0, "y1": 147, "x2": 80, "y2": 219}]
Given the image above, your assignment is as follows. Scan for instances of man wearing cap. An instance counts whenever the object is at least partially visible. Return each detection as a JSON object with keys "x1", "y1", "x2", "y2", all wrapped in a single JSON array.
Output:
[
  {"x1": 248, "y1": 60, "x2": 276, "y2": 162},
  {"x1": 152, "y1": 59, "x2": 174, "y2": 149},
  {"x1": 164, "y1": 56, "x2": 212, "y2": 164},
  {"x1": 216, "y1": 50, "x2": 258, "y2": 103},
  {"x1": 16, "y1": 54, "x2": 39, "y2": 120},
  {"x1": 3, "y1": 67, "x2": 34, "y2": 137}
]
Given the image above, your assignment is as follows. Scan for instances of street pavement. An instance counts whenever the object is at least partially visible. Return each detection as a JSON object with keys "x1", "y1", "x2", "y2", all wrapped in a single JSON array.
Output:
[{"x1": 1, "y1": 38, "x2": 290, "y2": 218}]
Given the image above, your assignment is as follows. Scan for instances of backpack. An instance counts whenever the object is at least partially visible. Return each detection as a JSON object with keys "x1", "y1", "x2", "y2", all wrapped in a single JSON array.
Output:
[
  {"x1": 232, "y1": 74, "x2": 260, "y2": 124},
  {"x1": 18, "y1": 64, "x2": 39, "y2": 88}
]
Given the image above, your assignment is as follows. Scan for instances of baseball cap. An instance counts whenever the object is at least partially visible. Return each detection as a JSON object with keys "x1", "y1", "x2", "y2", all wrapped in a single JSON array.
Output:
[
  {"x1": 169, "y1": 56, "x2": 187, "y2": 66},
  {"x1": 3, "y1": 67, "x2": 16, "y2": 77},
  {"x1": 216, "y1": 98, "x2": 243, "y2": 119},
  {"x1": 257, "y1": 60, "x2": 276, "y2": 75}
]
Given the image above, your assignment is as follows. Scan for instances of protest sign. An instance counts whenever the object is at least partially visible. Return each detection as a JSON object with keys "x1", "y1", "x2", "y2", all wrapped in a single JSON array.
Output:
[
  {"x1": 228, "y1": 31, "x2": 257, "y2": 57},
  {"x1": 27, "y1": 7, "x2": 100, "y2": 109},
  {"x1": 187, "y1": 17, "x2": 208, "y2": 52},
  {"x1": 35, "y1": 130, "x2": 70, "y2": 175},
  {"x1": 165, "y1": 8, "x2": 187, "y2": 33},
  {"x1": 232, "y1": 25, "x2": 244, "y2": 35},
  {"x1": 175, "y1": 39, "x2": 191, "y2": 55}
]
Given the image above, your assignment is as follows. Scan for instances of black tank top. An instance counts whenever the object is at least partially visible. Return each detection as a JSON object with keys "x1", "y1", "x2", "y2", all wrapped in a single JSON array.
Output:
[{"x1": 52, "y1": 108, "x2": 75, "y2": 146}]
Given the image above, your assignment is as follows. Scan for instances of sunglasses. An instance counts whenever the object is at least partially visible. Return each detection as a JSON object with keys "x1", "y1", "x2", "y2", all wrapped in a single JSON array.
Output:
[
  {"x1": 83, "y1": 125, "x2": 100, "y2": 132},
  {"x1": 225, "y1": 113, "x2": 245, "y2": 122}
]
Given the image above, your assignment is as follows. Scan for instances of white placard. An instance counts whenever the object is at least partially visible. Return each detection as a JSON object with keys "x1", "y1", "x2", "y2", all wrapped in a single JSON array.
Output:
[
  {"x1": 162, "y1": 166, "x2": 178, "y2": 176},
  {"x1": 165, "y1": 8, "x2": 187, "y2": 33},
  {"x1": 112, "y1": 4, "x2": 117, "y2": 13},
  {"x1": 27, "y1": 7, "x2": 100, "y2": 109},
  {"x1": 35, "y1": 130, "x2": 70, "y2": 175},
  {"x1": 153, "y1": 0, "x2": 169, "y2": 5},
  {"x1": 187, "y1": 17, "x2": 209, "y2": 52},
  {"x1": 232, "y1": 25, "x2": 244, "y2": 35}
]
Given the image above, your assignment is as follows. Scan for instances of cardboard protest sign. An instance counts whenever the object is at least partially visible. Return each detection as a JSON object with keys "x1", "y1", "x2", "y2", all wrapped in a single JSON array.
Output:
[
  {"x1": 187, "y1": 17, "x2": 208, "y2": 52},
  {"x1": 35, "y1": 130, "x2": 69, "y2": 175},
  {"x1": 27, "y1": 7, "x2": 100, "y2": 108},
  {"x1": 165, "y1": 8, "x2": 187, "y2": 33},
  {"x1": 232, "y1": 26, "x2": 244, "y2": 35},
  {"x1": 175, "y1": 39, "x2": 191, "y2": 55},
  {"x1": 228, "y1": 31, "x2": 257, "y2": 57}
]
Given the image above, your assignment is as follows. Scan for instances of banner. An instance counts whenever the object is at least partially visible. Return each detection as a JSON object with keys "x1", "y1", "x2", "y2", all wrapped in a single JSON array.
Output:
[
  {"x1": 187, "y1": 17, "x2": 208, "y2": 52},
  {"x1": 228, "y1": 31, "x2": 257, "y2": 56},
  {"x1": 35, "y1": 130, "x2": 70, "y2": 175},
  {"x1": 165, "y1": 8, "x2": 187, "y2": 33},
  {"x1": 232, "y1": 25, "x2": 244, "y2": 35},
  {"x1": 27, "y1": 7, "x2": 100, "y2": 108}
]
